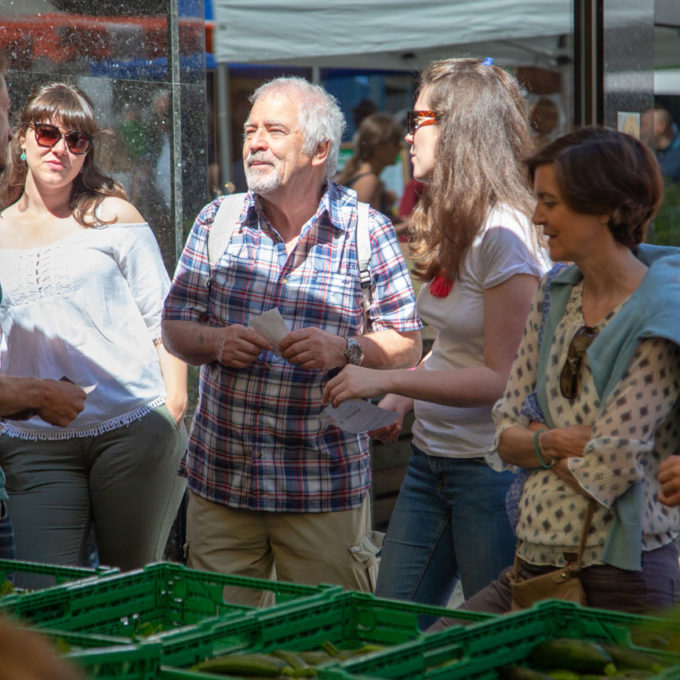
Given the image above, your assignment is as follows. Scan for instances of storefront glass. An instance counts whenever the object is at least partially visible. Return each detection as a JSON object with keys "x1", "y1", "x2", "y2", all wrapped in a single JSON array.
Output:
[
  {"x1": 648, "y1": 1, "x2": 680, "y2": 244},
  {"x1": 0, "y1": 0, "x2": 208, "y2": 269}
]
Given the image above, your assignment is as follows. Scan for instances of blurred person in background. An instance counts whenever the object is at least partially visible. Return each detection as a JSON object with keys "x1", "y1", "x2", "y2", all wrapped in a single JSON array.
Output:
[
  {"x1": 528, "y1": 97, "x2": 560, "y2": 150},
  {"x1": 641, "y1": 106, "x2": 680, "y2": 185},
  {"x1": 336, "y1": 112, "x2": 403, "y2": 217}
]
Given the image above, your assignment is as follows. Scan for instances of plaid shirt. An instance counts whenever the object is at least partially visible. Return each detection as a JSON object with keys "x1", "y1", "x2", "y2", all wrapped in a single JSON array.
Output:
[{"x1": 163, "y1": 183, "x2": 421, "y2": 512}]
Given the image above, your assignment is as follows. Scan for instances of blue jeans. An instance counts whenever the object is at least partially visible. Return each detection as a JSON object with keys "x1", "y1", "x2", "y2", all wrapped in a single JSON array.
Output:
[{"x1": 375, "y1": 445, "x2": 516, "y2": 613}]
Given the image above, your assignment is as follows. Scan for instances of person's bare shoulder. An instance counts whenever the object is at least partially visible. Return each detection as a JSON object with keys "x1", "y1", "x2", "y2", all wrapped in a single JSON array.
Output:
[
  {"x1": 353, "y1": 173, "x2": 382, "y2": 206},
  {"x1": 96, "y1": 196, "x2": 146, "y2": 224}
]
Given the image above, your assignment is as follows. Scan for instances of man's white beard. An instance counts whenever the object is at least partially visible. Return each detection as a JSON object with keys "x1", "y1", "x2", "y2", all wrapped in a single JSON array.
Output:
[{"x1": 244, "y1": 155, "x2": 281, "y2": 194}]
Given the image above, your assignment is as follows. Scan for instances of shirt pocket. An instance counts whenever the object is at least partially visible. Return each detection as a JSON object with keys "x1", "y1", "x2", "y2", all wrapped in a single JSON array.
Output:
[
  {"x1": 297, "y1": 265, "x2": 364, "y2": 334},
  {"x1": 209, "y1": 240, "x2": 272, "y2": 322}
]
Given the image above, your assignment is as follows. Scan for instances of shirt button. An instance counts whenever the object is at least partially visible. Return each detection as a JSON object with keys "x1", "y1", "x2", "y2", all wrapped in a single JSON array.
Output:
[{"x1": 281, "y1": 277, "x2": 289, "y2": 284}]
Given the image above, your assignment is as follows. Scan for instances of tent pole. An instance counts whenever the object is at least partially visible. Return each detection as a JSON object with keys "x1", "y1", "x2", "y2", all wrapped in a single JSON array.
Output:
[{"x1": 217, "y1": 62, "x2": 233, "y2": 191}]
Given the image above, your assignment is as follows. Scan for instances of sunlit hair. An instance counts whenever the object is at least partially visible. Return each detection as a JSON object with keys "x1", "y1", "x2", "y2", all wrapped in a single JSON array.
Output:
[
  {"x1": 337, "y1": 112, "x2": 403, "y2": 185},
  {"x1": 249, "y1": 76, "x2": 346, "y2": 180},
  {"x1": 526, "y1": 126, "x2": 663, "y2": 250},
  {"x1": 409, "y1": 58, "x2": 536, "y2": 281},
  {"x1": 0, "y1": 81, "x2": 126, "y2": 223}
]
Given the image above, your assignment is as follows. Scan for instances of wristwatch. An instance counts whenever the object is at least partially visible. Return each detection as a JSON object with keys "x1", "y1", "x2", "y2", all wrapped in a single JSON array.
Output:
[{"x1": 344, "y1": 337, "x2": 364, "y2": 366}]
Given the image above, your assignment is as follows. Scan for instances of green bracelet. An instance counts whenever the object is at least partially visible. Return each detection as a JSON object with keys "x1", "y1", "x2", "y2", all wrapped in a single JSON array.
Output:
[{"x1": 533, "y1": 429, "x2": 555, "y2": 469}]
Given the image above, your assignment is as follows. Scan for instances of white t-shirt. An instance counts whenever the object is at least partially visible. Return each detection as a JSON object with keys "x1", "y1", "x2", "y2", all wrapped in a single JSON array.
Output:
[
  {"x1": 0, "y1": 222, "x2": 169, "y2": 440},
  {"x1": 411, "y1": 205, "x2": 550, "y2": 459}
]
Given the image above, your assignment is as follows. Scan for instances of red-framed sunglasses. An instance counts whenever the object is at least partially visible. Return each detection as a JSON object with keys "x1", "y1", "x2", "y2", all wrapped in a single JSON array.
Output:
[
  {"x1": 31, "y1": 122, "x2": 91, "y2": 155},
  {"x1": 407, "y1": 110, "x2": 437, "y2": 136}
]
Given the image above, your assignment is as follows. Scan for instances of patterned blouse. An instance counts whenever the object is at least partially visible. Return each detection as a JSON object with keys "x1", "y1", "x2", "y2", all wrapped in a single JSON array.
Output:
[{"x1": 494, "y1": 278, "x2": 680, "y2": 567}]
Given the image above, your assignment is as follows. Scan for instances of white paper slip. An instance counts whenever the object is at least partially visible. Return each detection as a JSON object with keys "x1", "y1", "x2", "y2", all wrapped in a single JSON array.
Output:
[
  {"x1": 324, "y1": 399, "x2": 397, "y2": 434},
  {"x1": 249, "y1": 308, "x2": 291, "y2": 355}
]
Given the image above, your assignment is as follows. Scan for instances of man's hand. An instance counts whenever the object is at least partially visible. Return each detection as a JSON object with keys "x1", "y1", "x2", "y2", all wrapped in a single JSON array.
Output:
[
  {"x1": 27, "y1": 379, "x2": 86, "y2": 426},
  {"x1": 218, "y1": 324, "x2": 273, "y2": 368},
  {"x1": 658, "y1": 455, "x2": 680, "y2": 507},
  {"x1": 279, "y1": 327, "x2": 347, "y2": 370}
]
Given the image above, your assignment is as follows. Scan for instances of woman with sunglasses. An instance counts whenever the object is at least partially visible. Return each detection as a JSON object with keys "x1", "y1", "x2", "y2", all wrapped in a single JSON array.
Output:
[
  {"x1": 323, "y1": 58, "x2": 549, "y2": 612},
  {"x1": 455, "y1": 126, "x2": 680, "y2": 614},
  {"x1": 0, "y1": 82, "x2": 187, "y2": 578}
]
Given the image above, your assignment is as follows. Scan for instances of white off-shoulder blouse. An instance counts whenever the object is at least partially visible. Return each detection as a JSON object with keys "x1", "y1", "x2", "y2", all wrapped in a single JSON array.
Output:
[{"x1": 0, "y1": 222, "x2": 170, "y2": 440}]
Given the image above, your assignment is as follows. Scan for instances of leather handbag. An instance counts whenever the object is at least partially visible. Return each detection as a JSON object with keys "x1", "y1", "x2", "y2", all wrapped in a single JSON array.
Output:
[{"x1": 507, "y1": 499, "x2": 595, "y2": 611}]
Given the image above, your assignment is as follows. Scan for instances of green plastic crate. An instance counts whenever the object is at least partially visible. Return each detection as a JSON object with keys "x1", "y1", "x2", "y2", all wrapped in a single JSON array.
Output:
[
  {"x1": 0, "y1": 561, "x2": 337, "y2": 641},
  {"x1": 155, "y1": 589, "x2": 493, "y2": 677},
  {"x1": 316, "y1": 600, "x2": 680, "y2": 680},
  {"x1": 67, "y1": 641, "x2": 162, "y2": 680},
  {"x1": 0, "y1": 558, "x2": 119, "y2": 601}
]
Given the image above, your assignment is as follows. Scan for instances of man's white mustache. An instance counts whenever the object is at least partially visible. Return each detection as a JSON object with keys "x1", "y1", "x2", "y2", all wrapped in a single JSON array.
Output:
[{"x1": 247, "y1": 153, "x2": 276, "y2": 166}]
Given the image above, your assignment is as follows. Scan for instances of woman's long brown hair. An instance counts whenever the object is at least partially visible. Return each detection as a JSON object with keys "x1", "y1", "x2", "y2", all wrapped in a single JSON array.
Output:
[{"x1": 409, "y1": 58, "x2": 537, "y2": 282}]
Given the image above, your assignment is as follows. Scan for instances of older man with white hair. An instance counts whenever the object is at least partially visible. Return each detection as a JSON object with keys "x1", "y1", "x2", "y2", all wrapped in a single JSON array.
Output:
[{"x1": 162, "y1": 77, "x2": 421, "y2": 600}]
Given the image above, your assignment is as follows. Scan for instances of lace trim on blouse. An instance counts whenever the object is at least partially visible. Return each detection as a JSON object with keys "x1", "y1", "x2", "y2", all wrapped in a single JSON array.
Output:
[{"x1": 1, "y1": 396, "x2": 165, "y2": 441}]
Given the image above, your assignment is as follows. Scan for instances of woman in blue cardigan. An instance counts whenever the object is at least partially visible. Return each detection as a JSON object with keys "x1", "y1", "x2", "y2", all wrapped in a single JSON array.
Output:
[{"x1": 462, "y1": 126, "x2": 680, "y2": 614}]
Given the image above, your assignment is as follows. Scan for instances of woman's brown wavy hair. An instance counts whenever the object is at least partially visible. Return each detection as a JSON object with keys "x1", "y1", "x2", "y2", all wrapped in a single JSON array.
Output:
[
  {"x1": 409, "y1": 58, "x2": 537, "y2": 282},
  {"x1": 0, "y1": 81, "x2": 126, "y2": 224},
  {"x1": 526, "y1": 126, "x2": 662, "y2": 250}
]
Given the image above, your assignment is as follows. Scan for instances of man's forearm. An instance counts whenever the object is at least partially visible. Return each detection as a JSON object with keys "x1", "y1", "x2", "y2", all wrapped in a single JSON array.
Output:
[
  {"x1": 360, "y1": 329, "x2": 422, "y2": 369},
  {"x1": 161, "y1": 320, "x2": 224, "y2": 366},
  {"x1": 0, "y1": 376, "x2": 45, "y2": 416}
]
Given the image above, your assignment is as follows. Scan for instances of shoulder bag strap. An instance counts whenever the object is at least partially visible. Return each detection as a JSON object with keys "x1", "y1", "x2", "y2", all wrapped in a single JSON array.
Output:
[
  {"x1": 572, "y1": 498, "x2": 596, "y2": 572},
  {"x1": 207, "y1": 193, "x2": 247, "y2": 268},
  {"x1": 356, "y1": 201, "x2": 372, "y2": 331}
]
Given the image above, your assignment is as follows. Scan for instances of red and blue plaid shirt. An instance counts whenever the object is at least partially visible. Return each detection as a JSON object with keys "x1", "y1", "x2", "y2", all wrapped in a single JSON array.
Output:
[{"x1": 163, "y1": 183, "x2": 421, "y2": 512}]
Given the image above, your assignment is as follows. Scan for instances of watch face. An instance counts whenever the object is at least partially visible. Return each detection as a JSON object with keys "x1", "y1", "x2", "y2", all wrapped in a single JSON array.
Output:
[{"x1": 345, "y1": 338, "x2": 364, "y2": 365}]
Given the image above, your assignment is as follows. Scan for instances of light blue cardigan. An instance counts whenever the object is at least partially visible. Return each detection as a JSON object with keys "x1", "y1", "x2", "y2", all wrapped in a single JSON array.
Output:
[{"x1": 535, "y1": 244, "x2": 680, "y2": 570}]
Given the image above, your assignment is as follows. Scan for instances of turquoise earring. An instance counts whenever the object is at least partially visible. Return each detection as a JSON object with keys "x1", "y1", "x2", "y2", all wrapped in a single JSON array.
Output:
[{"x1": 20, "y1": 152, "x2": 26, "y2": 161}]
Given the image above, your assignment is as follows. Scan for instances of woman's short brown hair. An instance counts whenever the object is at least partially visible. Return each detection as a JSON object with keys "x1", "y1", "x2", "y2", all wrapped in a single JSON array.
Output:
[{"x1": 526, "y1": 126, "x2": 663, "y2": 249}]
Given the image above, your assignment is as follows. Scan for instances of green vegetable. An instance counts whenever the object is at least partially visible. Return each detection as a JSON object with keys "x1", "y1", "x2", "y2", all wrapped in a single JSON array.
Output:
[
  {"x1": 271, "y1": 650, "x2": 307, "y2": 670},
  {"x1": 602, "y1": 644, "x2": 666, "y2": 673},
  {"x1": 529, "y1": 638, "x2": 613, "y2": 674},
  {"x1": 192, "y1": 652, "x2": 289, "y2": 676},
  {"x1": 499, "y1": 666, "x2": 554, "y2": 680},
  {"x1": 548, "y1": 670, "x2": 581, "y2": 680},
  {"x1": 135, "y1": 621, "x2": 164, "y2": 637},
  {"x1": 293, "y1": 650, "x2": 334, "y2": 666}
]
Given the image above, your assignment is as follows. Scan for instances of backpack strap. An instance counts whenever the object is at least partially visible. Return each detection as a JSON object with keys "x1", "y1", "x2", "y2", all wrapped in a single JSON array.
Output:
[
  {"x1": 356, "y1": 201, "x2": 372, "y2": 330},
  {"x1": 207, "y1": 193, "x2": 247, "y2": 268},
  {"x1": 208, "y1": 194, "x2": 372, "y2": 329}
]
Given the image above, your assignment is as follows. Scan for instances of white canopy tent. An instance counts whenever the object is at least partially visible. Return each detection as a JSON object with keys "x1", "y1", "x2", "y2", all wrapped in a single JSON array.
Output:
[{"x1": 212, "y1": 0, "x2": 573, "y2": 71}]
